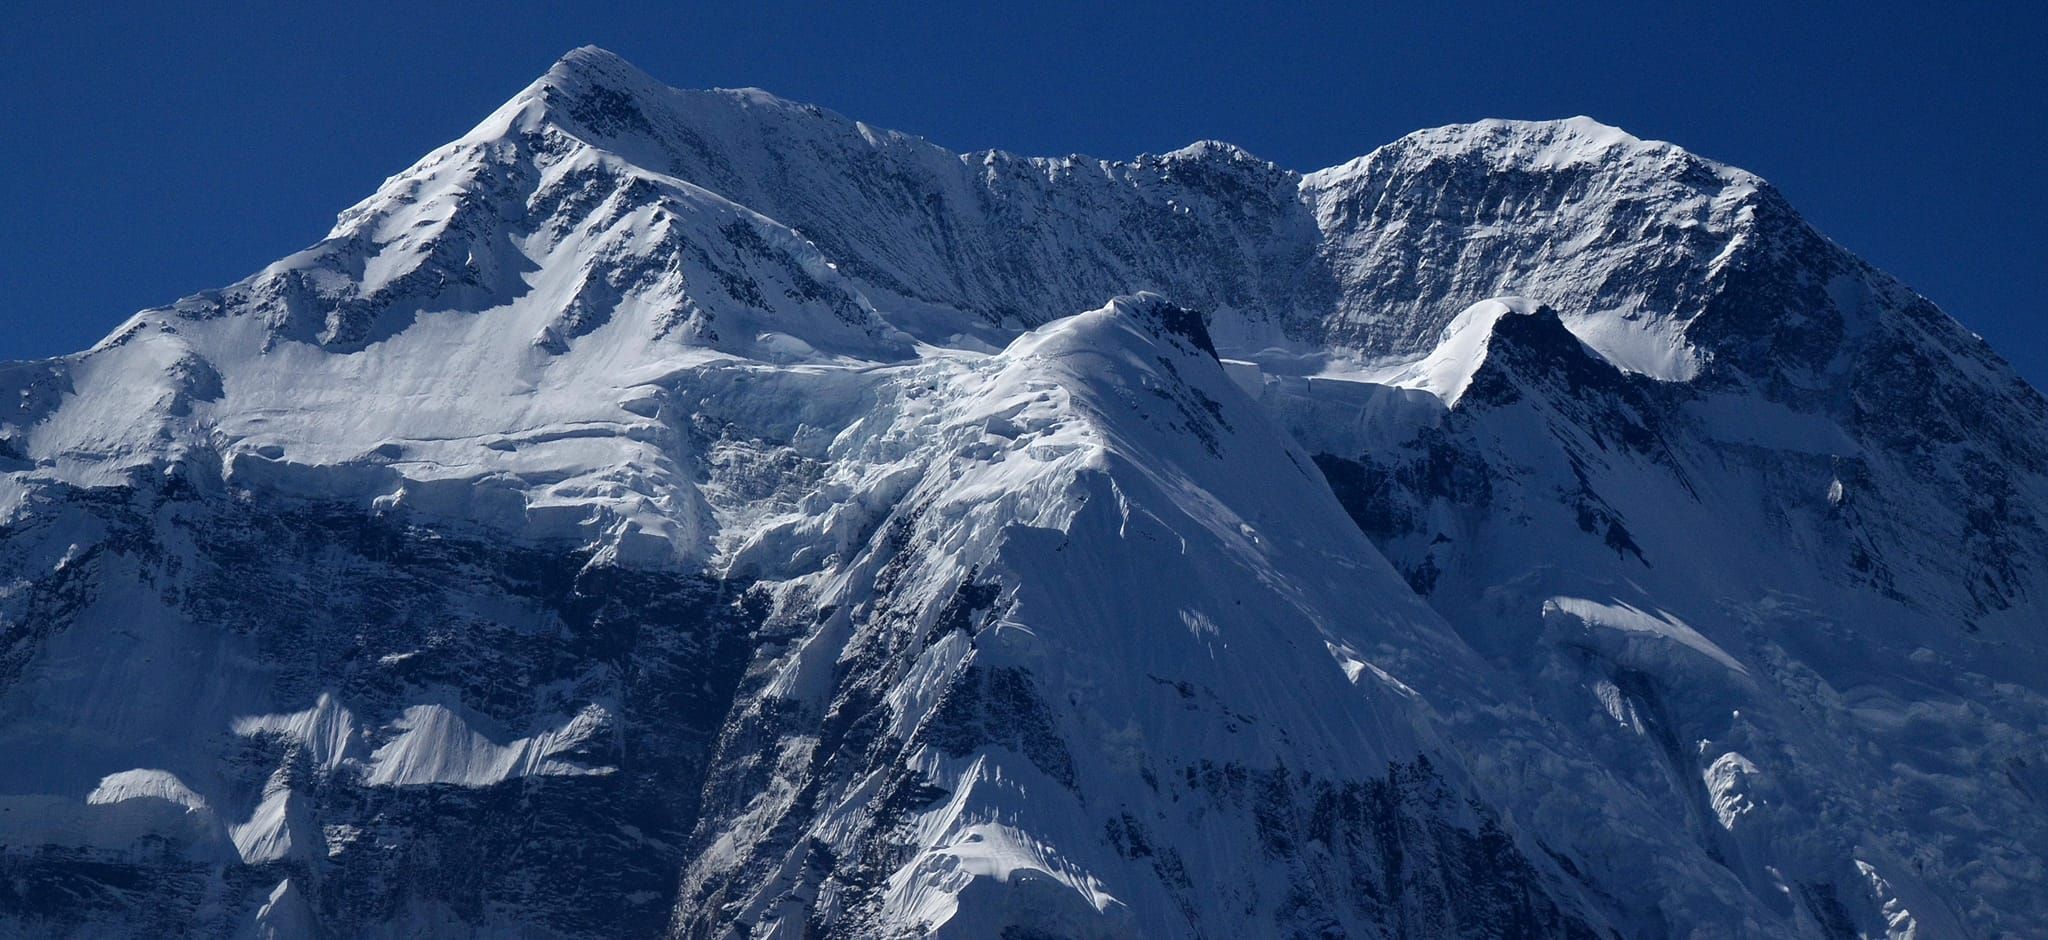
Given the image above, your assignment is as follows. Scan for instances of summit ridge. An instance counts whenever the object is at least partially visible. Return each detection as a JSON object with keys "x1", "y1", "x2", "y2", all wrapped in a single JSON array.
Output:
[{"x1": 2, "y1": 47, "x2": 2043, "y2": 939}]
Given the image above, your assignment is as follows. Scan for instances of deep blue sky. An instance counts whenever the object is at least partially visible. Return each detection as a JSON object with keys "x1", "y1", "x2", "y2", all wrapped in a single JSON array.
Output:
[{"x1": 4, "y1": 2, "x2": 2042, "y2": 385}]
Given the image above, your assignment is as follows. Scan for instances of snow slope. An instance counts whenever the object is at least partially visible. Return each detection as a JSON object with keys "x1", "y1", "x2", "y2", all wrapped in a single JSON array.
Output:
[{"x1": 2, "y1": 46, "x2": 2045, "y2": 938}]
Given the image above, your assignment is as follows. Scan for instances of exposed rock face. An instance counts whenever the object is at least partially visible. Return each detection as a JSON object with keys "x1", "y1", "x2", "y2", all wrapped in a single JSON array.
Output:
[{"x1": 2, "y1": 46, "x2": 2044, "y2": 938}]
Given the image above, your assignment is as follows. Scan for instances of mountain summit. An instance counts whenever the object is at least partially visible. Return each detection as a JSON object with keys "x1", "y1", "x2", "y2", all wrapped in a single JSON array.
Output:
[{"x1": 3, "y1": 48, "x2": 2044, "y2": 938}]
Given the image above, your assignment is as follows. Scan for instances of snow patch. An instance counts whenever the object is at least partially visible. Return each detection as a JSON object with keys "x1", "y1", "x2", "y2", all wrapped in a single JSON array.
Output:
[
  {"x1": 1702, "y1": 751, "x2": 1764, "y2": 830},
  {"x1": 233, "y1": 693, "x2": 363, "y2": 773},
  {"x1": 1543, "y1": 596, "x2": 1748, "y2": 676},
  {"x1": 247, "y1": 878, "x2": 316, "y2": 939},
  {"x1": 86, "y1": 769, "x2": 209, "y2": 813},
  {"x1": 1592, "y1": 678, "x2": 1645, "y2": 733},
  {"x1": 1854, "y1": 859, "x2": 1922, "y2": 939},
  {"x1": 234, "y1": 695, "x2": 615, "y2": 788},
  {"x1": 231, "y1": 786, "x2": 309, "y2": 864},
  {"x1": 364, "y1": 703, "x2": 614, "y2": 787},
  {"x1": 880, "y1": 757, "x2": 1132, "y2": 938}
]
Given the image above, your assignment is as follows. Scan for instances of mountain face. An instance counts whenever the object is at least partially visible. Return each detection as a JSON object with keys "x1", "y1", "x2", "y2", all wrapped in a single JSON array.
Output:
[{"x1": 3, "y1": 46, "x2": 2044, "y2": 939}]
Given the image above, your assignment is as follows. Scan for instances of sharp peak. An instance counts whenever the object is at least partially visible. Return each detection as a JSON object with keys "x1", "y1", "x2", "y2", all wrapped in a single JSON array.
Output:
[
  {"x1": 545, "y1": 45, "x2": 649, "y2": 82},
  {"x1": 1096, "y1": 292, "x2": 1220, "y2": 360},
  {"x1": 518, "y1": 46, "x2": 846, "y2": 129},
  {"x1": 1438, "y1": 297, "x2": 1633, "y2": 406},
  {"x1": 533, "y1": 45, "x2": 675, "y2": 103}
]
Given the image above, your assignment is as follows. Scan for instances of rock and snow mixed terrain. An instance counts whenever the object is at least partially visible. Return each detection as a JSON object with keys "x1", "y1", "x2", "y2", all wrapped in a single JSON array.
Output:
[{"x1": 2, "y1": 46, "x2": 2045, "y2": 938}]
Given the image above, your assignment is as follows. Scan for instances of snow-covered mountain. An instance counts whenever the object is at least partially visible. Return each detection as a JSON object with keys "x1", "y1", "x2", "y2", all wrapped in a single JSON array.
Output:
[{"x1": 3, "y1": 46, "x2": 2044, "y2": 938}]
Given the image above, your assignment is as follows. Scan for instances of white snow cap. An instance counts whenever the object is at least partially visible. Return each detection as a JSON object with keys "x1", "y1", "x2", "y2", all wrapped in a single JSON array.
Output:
[
  {"x1": 1371, "y1": 297, "x2": 1546, "y2": 406},
  {"x1": 1305, "y1": 114, "x2": 1758, "y2": 189}
]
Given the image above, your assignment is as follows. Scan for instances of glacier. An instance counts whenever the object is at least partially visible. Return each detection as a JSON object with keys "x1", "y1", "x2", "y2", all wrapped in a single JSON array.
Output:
[{"x1": 1, "y1": 46, "x2": 2044, "y2": 938}]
